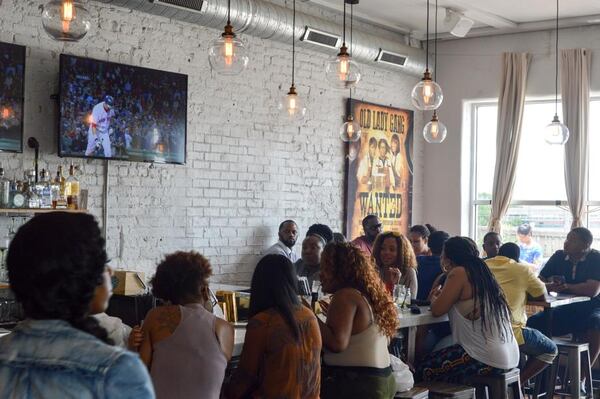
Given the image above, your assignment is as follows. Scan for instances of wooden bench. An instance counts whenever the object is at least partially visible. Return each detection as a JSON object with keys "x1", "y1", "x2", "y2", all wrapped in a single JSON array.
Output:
[{"x1": 466, "y1": 368, "x2": 522, "y2": 399}]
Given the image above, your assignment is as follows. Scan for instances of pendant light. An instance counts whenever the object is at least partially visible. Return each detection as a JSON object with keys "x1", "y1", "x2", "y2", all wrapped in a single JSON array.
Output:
[
  {"x1": 423, "y1": 0, "x2": 447, "y2": 143},
  {"x1": 544, "y1": 0, "x2": 569, "y2": 145},
  {"x1": 411, "y1": 0, "x2": 443, "y2": 111},
  {"x1": 325, "y1": 0, "x2": 361, "y2": 90},
  {"x1": 340, "y1": 3, "x2": 361, "y2": 142},
  {"x1": 208, "y1": 0, "x2": 249, "y2": 76},
  {"x1": 277, "y1": 0, "x2": 306, "y2": 120},
  {"x1": 41, "y1": 0, "x2": 91, "y2": 42}
]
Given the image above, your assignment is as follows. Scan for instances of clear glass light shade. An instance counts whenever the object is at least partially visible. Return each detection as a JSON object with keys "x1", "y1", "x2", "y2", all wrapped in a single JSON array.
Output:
[
  {"x1": 340, "y1": 118, "x2": 361, "y2": 142},
  {"x1": 278, "y1": 90, "x2": 306, "y2": 121},
  {"x1": 208, "y1": 34, "x2": 249, "y2": 76},
  {"x1": 42, "y1": 0, "x2": 91, "y2": 42},
  {"x1": 544, "y1": 115, "x2": 569, "y2": 145},
  {"x1": 325, "y1": 54, "x2": 361, "y2": 89},
  {"x1": 411, "y1": 78, "x2": 443, "y2": 111},
  {"x1": 423, "y1": 116, "x2": 447, "y2": 143}
]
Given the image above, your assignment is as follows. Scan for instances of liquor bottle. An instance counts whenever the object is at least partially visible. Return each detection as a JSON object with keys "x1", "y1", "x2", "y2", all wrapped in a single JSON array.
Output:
[
  {"x1": 0, "y1": 168, "x2": 9, "y2": 208},
  {"x1": 65, "y1": 163, "x2": 80, "y2": 210},
  {"x1": 12, "y1": 181, "x2": 24, "y2": 209},
  {"x1": 54, "y1": 166, "x2": 67, "y2": 209},
  {"x1": 36, "y1": 169, "x2": 53, "y2": 209},
  {"x1": 24, "y1": 170, "x2": 40, "y2": 209}
]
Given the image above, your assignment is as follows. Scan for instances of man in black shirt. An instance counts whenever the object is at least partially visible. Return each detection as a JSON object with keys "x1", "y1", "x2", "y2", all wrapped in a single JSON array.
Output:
[{"x1": 527, "y1": 227, "x2": 600, "y2": 369}]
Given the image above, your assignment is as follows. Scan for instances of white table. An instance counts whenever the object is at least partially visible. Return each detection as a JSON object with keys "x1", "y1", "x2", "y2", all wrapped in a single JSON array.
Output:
[
  {"x1": 232, "y1": 322, "x2": 247, "y2": 357},
  {"x1": 398, "y1": 306, "x2": 448, "y2": 364}
]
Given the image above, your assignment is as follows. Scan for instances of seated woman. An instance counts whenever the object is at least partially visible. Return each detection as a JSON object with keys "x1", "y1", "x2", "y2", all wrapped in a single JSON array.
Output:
[
  {"x1": 226, "y1": 254, "x2": 321, "y2": 399},
  {"x1": 372, "y1": 231, "x2": 418, "y2": 298},
  {"x1": 139, "y1": 251, "x2": 233, "y2": 399},
  {"x1": 0, "y1": 212, "x2": 154, "y2": 398},
  {"x1": 409, "y1": 224, "x2": 435, "y2": 257},
  {"x1": 319, "y1": 242, "x2": 399, "y2": 399},
  {"x1": 417, "y1": 237, "x2": 519, "y2": 382}
]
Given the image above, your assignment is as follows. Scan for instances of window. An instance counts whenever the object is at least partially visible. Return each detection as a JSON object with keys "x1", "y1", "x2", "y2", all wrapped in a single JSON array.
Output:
[{"x1": 471, "y1": 98, "x2": 600, "y2": 266}]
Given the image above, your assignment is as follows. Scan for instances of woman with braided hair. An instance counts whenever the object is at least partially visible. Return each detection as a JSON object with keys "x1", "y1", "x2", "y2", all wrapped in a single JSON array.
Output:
[
  {"x1": 0, "y1": 212, "x2": 154, "y2": 398},
  {"x1": 416, "y1": 236, "x2": 519, "y2": 382},
  {"x1": 318, "y1": 242, "x2": 399, "y2": 399}
]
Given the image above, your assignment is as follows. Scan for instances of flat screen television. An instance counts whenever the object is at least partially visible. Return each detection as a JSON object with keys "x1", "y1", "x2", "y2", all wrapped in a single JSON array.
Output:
[
  {"x1": 0, "y1": 42, "x2": 25, "y2": 153},
  {"x1": 58, "y1": 54, "x2": 187, "y2": 164}
]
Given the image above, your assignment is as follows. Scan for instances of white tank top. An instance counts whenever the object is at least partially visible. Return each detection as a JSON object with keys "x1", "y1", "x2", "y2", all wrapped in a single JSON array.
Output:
[
  {"x1": 449, "y1": 302, "x2": 519, "y2": 370},
  {"x1": 323, "y1": 292, "x2": 391, "y2": 368}
]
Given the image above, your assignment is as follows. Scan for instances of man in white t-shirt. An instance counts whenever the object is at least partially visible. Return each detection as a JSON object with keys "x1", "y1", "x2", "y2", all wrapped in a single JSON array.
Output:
[{"x1": 85, "y1": 95, "x2": 115, "y2": 158}]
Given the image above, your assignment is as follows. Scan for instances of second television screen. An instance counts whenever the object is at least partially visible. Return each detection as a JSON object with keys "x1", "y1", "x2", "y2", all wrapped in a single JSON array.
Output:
[{"x1": 59, "y1": 54, "x2": 187, "y2": 164}]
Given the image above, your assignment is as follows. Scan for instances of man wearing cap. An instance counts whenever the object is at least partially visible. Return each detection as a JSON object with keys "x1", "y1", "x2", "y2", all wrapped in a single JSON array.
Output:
[{"x1": 85, "y1": 95, "x2": 115, "y2": 158}]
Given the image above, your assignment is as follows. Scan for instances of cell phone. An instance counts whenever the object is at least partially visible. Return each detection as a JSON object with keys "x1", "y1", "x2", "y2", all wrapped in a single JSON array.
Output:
[{"x1": 550, "y1": 275, "x2": 566, "y2": 285}]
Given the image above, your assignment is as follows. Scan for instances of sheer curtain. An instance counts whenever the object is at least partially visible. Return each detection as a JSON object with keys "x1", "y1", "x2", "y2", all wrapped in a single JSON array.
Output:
[
  {"x1": 561, "y1": 49, "x2": 591, "y2": 229},
  {"x1": 488, "y1": 53, "x2": 531, "y2": 233}
]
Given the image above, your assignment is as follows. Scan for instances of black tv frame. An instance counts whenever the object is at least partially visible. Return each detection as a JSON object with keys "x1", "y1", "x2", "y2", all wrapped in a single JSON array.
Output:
[
  {"x1": 0, "y1": 41, "x2": 26, "y2": 154},
  {"x1": 57, "y1": 53, "x2": 188, "y2": 165}
]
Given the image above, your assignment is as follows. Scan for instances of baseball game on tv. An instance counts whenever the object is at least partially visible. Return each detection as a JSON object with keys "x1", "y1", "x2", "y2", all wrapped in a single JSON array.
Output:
[
  {"x1": 58, "y1": 54, "x2": 188, "y2": 164},
  {"x1": 0, "y1": 42, "x2": 25, "y2": 153}
]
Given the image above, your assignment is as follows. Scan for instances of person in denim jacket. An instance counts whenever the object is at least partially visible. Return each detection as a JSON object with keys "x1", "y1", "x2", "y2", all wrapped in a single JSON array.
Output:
[{"x1": 0, "y1": 212, "x2": 154, "y2": 398}]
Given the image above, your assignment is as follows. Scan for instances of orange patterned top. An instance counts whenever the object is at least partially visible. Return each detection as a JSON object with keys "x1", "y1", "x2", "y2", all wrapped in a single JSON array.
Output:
[{"x1": 226, "y1": 306, "x2": 321, "y2": 399}]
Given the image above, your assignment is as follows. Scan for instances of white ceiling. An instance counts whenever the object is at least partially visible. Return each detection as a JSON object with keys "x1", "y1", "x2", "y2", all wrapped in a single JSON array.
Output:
[{"x1": 308, "y1": 0, "x2": 600, "y2": 39}]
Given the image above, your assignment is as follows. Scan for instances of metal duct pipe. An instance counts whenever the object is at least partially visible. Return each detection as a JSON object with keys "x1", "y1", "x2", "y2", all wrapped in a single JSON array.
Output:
[{"x1": 93, "y1": 0, "x2": 426, "y2": 76}]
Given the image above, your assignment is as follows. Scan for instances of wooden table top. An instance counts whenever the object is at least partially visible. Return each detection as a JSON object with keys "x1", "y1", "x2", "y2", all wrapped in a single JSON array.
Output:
[
  {"x1": 397, "y1": 306, "x2": 448, "y2": 328},
  {"x1": 527, "y1": 294, "x2": 591, "y2": 308}
]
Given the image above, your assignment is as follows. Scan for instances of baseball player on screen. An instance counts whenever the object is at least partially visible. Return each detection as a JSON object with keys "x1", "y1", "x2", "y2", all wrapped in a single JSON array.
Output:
[{"x1": 85, "y1": 95, "x2": 115, "y2": 158}]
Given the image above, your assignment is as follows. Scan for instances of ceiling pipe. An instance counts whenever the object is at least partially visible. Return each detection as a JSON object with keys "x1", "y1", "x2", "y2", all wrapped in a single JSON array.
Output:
[{"x1": 92, "y1": 0, "x2": 427, "y2": 76}]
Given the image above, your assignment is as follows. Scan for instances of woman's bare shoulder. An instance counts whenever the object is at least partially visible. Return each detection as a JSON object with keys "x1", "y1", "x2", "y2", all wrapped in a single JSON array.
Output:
[{"x1": 145, "y1": 305, "x2": 180, "y2": 333}]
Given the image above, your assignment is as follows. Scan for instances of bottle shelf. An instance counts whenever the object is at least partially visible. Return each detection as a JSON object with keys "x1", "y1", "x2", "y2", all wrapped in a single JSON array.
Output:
[{"x1": 0, "y1": 208, "x2": 87, "y2": 215}]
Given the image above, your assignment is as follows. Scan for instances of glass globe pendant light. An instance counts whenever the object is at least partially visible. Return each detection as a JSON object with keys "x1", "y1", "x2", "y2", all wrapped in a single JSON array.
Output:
[
  {"x1": 411, "y1": 0, "x2": 443, "y2": 111},
  {"x1": 41, "y1": 0, "x2": 91, "y2": 42},
  {"x1": 277, "y1": 0, "x2": 306, "y2": 120},
  {"x1": 544, "y1": 0, "x2": 569, "y2": 145},
  {"x1": 423, "y1": 0, "x2": 447, "y2": 143},
  {"x1": 208, "y1": 0, "x2": 249, "y2": 76},
  {"x1": 325, "y1": 0, "x2": 361, "y2": 90},
  {"x1": 340, "y1": 4, "x2": 361, "y2": 142}
]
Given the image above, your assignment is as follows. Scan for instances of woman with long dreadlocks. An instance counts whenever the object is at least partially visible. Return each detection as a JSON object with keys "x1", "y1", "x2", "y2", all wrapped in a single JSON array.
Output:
[{"x1": 416, "y1": 236, "x2": 519, "y2": 382}]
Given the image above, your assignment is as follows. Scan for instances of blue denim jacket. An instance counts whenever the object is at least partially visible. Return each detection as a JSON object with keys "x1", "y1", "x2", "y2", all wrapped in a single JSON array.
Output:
[{"x1": 0, "y1": 319, "x2": 155, "y2": 398}]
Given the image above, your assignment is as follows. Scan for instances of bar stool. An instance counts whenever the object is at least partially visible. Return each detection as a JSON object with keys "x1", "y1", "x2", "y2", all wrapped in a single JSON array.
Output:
[
  {"x1": 467, "y1": 368, "x2": 522, "y2": 399},
  {"x1": 547, "y1": 339, "x2": 594, "y2": 398},
  {"x1": 418, "y1": 381, "x2": 476, "y2": 398},
  {"x1": 394, "y1": 386, "x2": 429, "y2": 399}
]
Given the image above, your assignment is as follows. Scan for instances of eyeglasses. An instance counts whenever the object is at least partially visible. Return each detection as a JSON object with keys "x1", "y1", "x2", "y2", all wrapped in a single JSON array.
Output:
[{"x1": 367, "y1": 223, "x2": 383, "y2": 230}]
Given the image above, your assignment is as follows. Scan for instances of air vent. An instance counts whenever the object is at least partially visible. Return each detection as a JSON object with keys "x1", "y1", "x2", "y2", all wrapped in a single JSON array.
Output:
[
  {"x1": 375, "y1": 49, "x2": 408, "y2": 67},
  {"x1": 301, "y1": 27, "x2": 341, "y2": 49},
  {"x1": 151, "y1": 0, "x2": 206, "y2": 13}
]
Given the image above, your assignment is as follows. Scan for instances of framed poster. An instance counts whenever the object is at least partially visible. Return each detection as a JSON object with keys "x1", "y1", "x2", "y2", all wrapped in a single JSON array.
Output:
[{"x1": 344, "y1": 99, "x2": 413, "y2": 240}]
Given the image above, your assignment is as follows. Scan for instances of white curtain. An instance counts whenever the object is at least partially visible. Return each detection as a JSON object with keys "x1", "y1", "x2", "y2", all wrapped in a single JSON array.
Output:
[
  {"x1": 561, "y1": 49, "x2": 591, "y2": 229},
  {"x1": 488, "y1": 53, "x2": 532, "y2": 233}
]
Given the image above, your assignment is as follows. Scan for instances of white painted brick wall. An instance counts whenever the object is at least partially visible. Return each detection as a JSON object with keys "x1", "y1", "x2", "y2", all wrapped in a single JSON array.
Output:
[{"x1": 0, "y1": 0, "x2": 425, "y2": 284}]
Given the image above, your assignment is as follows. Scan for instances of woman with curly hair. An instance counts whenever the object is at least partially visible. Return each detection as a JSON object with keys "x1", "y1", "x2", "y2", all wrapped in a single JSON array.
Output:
[
  {"x1": 318, "y1": 242, "x2": 399, "y2": 399},
  {"x1": 0, "y1": 212, "x2": 154, "y2": 398},
  {"x1": 417, "y1": 237, "x2": 518, "y2": 382},
  {"x1": 372, "y1": 231, "x2": 418, "y2": 298},
  {"x1": 139, "y1": 251, "x2": 233, "y2": 399}
]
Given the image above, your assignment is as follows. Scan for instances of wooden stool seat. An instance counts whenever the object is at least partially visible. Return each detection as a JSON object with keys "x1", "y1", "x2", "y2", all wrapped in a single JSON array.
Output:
[
  {"x1": 394, "y1": 386, "x2": 429, "y2": 399},
  {"x1": 417, "y1": 381, "x2": 476, "y2": 398},
  {"x1": 548, "y1": 340, "x2": 594, "y2": 398},
  {"x1": 467, "y1": 368, "x2": 522, "y2": 399}
]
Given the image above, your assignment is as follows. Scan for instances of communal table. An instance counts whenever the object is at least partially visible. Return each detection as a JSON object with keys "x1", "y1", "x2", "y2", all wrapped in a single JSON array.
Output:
[
  {"x1": 526, "y1": 294, "x2": 591, "y2": 337},
  {"x1": 398, "y1": 306, "x2": 449, "y2": 364}
]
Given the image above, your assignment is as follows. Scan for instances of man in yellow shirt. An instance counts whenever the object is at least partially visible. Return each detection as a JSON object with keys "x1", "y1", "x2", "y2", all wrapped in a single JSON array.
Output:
[{"x1": 486, "y1": 243, "x2": 557, "y2": 384}]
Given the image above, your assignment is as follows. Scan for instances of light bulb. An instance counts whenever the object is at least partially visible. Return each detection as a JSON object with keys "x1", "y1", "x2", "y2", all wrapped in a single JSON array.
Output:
[
  {"x1": 544, "y1": 114, "x2": 569, "y2": 145},
  {"x1": 42, "y1": 0, "x2": 90, "y2": 42},
  {"x1": 325, "y1": 46, "x2": 361, "y2": 89},
  {"x1": 411, "y1": 70, "x2": 443, "y2": 111},
  {"x1": 340, "y1": 116, "x2": 361, "y2": 142},
  {"x1": 1, "y1": 107, "x2": 10, "y2": 120},
  {"x1": 423, "y1": 112, "x2": 447, "y2": 143},
  {"x1": 278, "y1": 85, "x2": 306, "y2": 121},
  {"x1": 208, "y1": 24, "x2": 249, "y2": 76}
]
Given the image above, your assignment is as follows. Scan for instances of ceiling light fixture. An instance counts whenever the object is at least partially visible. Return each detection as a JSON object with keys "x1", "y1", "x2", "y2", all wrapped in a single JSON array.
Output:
[
  {"x1": 423, "y1": 0, "x2": 447, "y2": 143},
  {"x1": 544, "y1": 0, "x2": 569, "y2": 145},
  {"x1": 340, "y1": 2, "x2": 361, "y2": 142},
  {"x1": 445, "y1": 9, "x2": 474, "y2": 38},
  {"x1": 411, "y1": 0, "x2": 443, "y2": 111},
  {"x1": 277, "y1": 0, "x2": 306, "y2": 120},
  {"x1": 41, "y1": 0, "x2": 91, "y2": 42},
  {"x1": 208, "y1": 0, "x2": 249, "y2": 75},
  {"x1": 325, "y1": 0, "x2": 361, "y2": 89}
]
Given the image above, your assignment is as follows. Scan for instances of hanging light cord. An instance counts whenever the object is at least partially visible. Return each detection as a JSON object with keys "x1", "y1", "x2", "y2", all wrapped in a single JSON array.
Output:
[
  {"x1": 292, "y1": 0, "x2": 296, "y2": 86},
  {"x1": 342, "y1": 0, "x2": 347, "y2": 46},
  {"x1": 349, "y1": 3, "x2": 353, "y2": 102},
  {"x1": 554, "y1": 0, "x2": 559, "y2": 116},
  {"x1": 434, "y1": 0, "x2": 438, "y2": 81},
  {"x1": 425, "y1": 0, "x2": 430, "y2": 71},
  {"x1": 227, "y1": 0, "x2": 231, "y2": 25}
]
